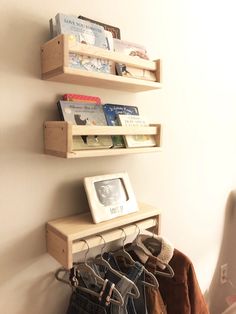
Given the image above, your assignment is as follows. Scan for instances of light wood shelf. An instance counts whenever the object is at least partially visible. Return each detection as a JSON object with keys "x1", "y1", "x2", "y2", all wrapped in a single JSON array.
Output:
[
  {"x1": 44, "y1": 121, "x2": 162, "y2": 158},
  {"x1": 46, "y1": 202, "x2": 161, "y2": 268},
  {"x1": 41, "y1": 34, "x2": 161, "y2": 92}
]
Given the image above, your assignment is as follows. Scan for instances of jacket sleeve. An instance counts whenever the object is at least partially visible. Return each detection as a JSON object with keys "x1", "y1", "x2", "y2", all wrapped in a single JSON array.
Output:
[{"x1": 187, "y1": 263, "x2": 210, "y2": 314}]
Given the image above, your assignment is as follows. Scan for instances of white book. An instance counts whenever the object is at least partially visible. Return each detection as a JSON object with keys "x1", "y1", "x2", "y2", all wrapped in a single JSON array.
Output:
[{"x1": 117, "y1": 114, "x2": 156, "y2": 148}]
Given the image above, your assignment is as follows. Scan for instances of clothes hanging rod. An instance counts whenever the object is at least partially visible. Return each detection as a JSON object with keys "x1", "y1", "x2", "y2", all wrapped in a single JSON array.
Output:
[{"x1": 72, "y1": 217, "x2": 158, "y2": 254}]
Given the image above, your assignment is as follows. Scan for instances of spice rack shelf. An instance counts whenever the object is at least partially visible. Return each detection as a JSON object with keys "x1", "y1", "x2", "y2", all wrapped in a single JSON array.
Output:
[
  {"x1": 41, "y1": 34, "x2": 161, "y2": 92},
  {"x1": 44, "y1": 121, "x2": 162, "y2": 158},
  {"x1": 46, "y1": 202, "x2": 161, "y2": 269}
]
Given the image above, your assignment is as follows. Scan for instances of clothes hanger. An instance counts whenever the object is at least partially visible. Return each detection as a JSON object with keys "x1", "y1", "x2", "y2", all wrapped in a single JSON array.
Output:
[
  {"x1": 93, "y1": 234, "x2": 140, "y2": 299},
  {"x1": 111, "y1": 227, "x2": 159, "y2": 289},
  {"x1": 129, "y1": 223, "x2": 175, "y2": 279},
  {"x1": 56, "y1": 239, "x2": 124, "y2": 306}
]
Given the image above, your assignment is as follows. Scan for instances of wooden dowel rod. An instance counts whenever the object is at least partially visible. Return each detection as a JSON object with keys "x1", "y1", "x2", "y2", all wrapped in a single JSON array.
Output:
[{"x1": 72, "y1": 217, "x2": 157, "y2": 254}]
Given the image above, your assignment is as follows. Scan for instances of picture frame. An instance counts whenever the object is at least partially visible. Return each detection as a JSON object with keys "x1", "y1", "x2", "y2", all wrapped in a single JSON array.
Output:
[{"x1": 84, "y1": 172, "x2": 138, "y2": 223}]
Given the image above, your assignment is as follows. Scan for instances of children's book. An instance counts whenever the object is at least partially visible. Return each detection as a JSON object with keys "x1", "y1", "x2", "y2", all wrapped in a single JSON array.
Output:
[
  {"x1": 55, "y1": 13, "x2": 113, "y2": 74},
  {"x1": 113, "y1": 38, "x2": 148, "y2": 58},
  {"x1": 103, "y1": 104, "x2": 139, "y2": 148},
  {"x1": 62, "y1": 94, "x2": 101, "y2": 104},
  {"x1": 117, "y1": 114, "x2": 156, "y2": 148},
  {"x1": 78, "y1": 15, "x2": 121, "y2": 39},
  {"x1": 57, "y1": 101, "x2": 112, "y2": 150},
  {"x1": 113, "y1": 38, "x2": 156, "y2": 81},
  {"x1": 55, "y1": 13, "x2": 108, "y2": 49}
]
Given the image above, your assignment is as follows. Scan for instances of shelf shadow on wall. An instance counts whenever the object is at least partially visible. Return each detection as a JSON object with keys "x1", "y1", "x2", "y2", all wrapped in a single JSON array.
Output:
[{"x1": 207, "y1": 190, "x2": 236, "y2": 314}]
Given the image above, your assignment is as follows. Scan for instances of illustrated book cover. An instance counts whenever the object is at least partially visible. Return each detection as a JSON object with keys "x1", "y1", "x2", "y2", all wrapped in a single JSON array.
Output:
[
  {"x1": 55, "y1": 13, "x2": 113, "y2": 74},
  {"x1": 78, "y1": 15, "x2": 121, "y2": 39},
  {"x1": 113, "y1": 38, "x2": 148, "y2": 58},
  {"x1": 55, "y1": 13, "x2": 108, "y2": 49},
  {"x1": 62, "y1": 94, "x2": 101, "y2": 104},
  {"x1": 57, "y1": 101, "x2": 112, "y2": 150},
  {"x1": 103, "y1": 104, "x2": 139, "y2": 148},
  {"x1": 113, "y1": 38, "x2": 156, "y2": 81},
  {"x1": 117, "y1": 114, "x2": 156, "y2": 148}
]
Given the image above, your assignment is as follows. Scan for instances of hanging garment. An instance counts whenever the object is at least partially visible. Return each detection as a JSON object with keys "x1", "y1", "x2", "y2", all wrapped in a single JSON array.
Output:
[
  {"x1": 66, "y1": 270, "x2": 119, "y2": 314},
  {"x1": 145, "y1": 284, "x2": 167, "y2": 314},
  {"x1": 104, "y1": 252, "x2": 167, "y2": 314},
  {"x1": 66, "y1": 291, "x2": 107, "y2": 314},
  {"x1": 144, "y1": 249, "x2": 210, "y2": 314},
  {"x1": 102, "y1": 252, "x2": 145, "y2": 314}
]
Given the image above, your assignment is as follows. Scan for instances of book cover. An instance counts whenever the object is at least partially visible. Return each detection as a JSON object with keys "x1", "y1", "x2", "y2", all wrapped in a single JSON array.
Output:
[
  {"x1": 57, "y1": 101, "x2": 113, "y2": 150},
  {"x1": 78, "y1": 15, "x2": 121, "y2": 39},
  {"x1": 55, "y1": 13, "x2": 108, "y2": 49},
  {"x1": 68, "y1": 52, "x2": 113, "y2": 74},
  {"x1": 62, "y1": 94, "x2": 101, "y2": 104},
  {"x1": 49, "y1": 18, "x2": 57, "y2": 39},
  {"x1": 103, "y1": 104, "x2": 139, "y2": 148},
  {"x1": 117, "y1": 114, "x2": 156, "y2": 148},
  {"x1": 113, "y1": 38, "x2": 148, "y2": 58},
  {"x1": 113, "y1": 38, "x2": 156, "y2": 81},
  {"x1": 115, "y1": 63, "x2": 156, "y2": 81}
]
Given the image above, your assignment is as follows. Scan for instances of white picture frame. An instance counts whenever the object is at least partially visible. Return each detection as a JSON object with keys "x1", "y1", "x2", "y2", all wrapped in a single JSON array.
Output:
[{"x1": 84, "y1": 172, "x2": 138, "y2": 223}]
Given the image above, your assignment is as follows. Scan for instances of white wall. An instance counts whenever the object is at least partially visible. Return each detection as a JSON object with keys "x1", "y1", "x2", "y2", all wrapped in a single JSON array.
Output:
[{"x1": 1, "y1": 0, "x2": 236, "y2": 313}]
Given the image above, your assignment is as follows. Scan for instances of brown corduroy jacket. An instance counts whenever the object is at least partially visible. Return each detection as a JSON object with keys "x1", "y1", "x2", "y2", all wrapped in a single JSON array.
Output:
[{"x1": 145, "y1": 249, "x2": 210, "y2": 314}]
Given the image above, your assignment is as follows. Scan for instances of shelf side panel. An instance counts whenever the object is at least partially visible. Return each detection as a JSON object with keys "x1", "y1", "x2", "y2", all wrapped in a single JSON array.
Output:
[
  {"x1": 44, "y1": 122, "x2": 71, "y2": 155},
  {"x1": 46, "y1": 226, "x2": 72, "y2": 268},
  {"x1": 41, "y1": 35, "x2": 64, "y2": 76}
]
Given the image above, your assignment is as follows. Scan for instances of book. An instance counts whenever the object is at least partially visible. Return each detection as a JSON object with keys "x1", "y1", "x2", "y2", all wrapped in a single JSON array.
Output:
[
  {"x1": 117, "y1": 114, "x2": 156, "y2": 148},
  {"x1": 115, "y1": 63, "x2": 156, "y2": 81},
  {"x1": 57, "y1": 101, "x2": 113, "y2": 150},
  {"x1": 68, "y1": 51, "x2": 113, "y2": 74},
  {"x1": 78, "y1": 15, "x2": 121, "y2": 39},
  {"x1": 55, "y1": 13, "x2": 108, "y2": 49},
  {"x1": 113, "y1": 38, "x2": 156, "y2": 81},
  {"x1": 103, "y1": 104, "x2": 139, "y2": 148},
  {"x1": 55, "y1": 13, "x2": 113, "y2": 74},
  {"x1": 62, "y1": 94, "x2": 101, "y2": 104},
  {"x1": 113, "y1": 38, "x2": 148, "y2": 59},
  {"x1": 49, "y1": 18, "x2": 57, "y2": 39}
]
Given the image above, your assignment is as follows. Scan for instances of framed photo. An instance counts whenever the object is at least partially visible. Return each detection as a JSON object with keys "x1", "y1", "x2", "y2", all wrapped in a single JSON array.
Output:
[{"x1": 84, "y1": 172, "x2": 138, "y2": 223}]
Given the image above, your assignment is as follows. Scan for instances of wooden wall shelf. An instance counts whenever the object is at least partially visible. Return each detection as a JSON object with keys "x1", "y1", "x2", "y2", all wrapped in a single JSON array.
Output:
[
  {"x1": 44, "y1": 121, "x2": 162, "y2": 158},
  {"x1": 46, "y1": 202, "x2": 161, "y2": 268},
  {"x1": 41, "y1": 34, "x2": 161, "y2": 92}
]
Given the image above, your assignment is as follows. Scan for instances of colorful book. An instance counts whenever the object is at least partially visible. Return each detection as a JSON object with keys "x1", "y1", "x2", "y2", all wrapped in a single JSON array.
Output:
[
  {"x1": 117, "y1": 114, "x2": 156, "y2": 148},
  {"x1": 55, "y1": 13, "x2": 113, "y2": 74},
  {"x1": 55, "y1": 13, "x2": 108, "y2": 49},
  {"x1": 62, "y1": 94, "x2": 101, "y2": 104},
  {"x1": 103, "y1": 104, "x2": 139, "y2": 148},
  {"x1": 57, "y1": 101, "x2": 112, "y2": 150}
]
